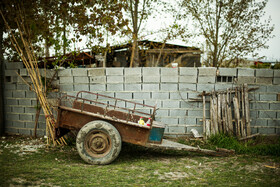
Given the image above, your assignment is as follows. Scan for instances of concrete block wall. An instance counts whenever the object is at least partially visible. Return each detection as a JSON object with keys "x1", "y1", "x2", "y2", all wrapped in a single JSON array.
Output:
[{"x1": 3, "y1": 62, "x2": 280, "y2": 136}]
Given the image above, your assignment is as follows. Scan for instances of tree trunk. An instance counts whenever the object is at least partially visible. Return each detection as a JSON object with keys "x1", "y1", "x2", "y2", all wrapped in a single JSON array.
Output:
[
  {"x1": 129, "y1": 0, "x2": 139, "y2": 67},
  {"x1": 0, "y1": 28, "x2": 4, "y2": 135}
]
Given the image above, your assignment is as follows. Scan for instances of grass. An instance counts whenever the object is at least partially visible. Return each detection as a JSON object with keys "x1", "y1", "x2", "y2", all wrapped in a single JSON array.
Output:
[{"x1": 0, "y1": 135, "x2": 279, "y2": 186}]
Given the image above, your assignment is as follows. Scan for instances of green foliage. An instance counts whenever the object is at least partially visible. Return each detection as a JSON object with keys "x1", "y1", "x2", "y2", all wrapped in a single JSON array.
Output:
[
  {"x1": 250, "y1": 63, "x2": 271, "y2": 69},
  {"x1": 273, "y1": 63, "x2": 280, "y2": 69}
]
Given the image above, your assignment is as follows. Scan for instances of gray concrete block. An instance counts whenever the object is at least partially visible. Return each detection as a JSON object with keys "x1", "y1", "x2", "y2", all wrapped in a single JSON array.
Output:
[
  {"x1": 5, "y1": 70, "x2": 18, "y2": 76},
  {"x1": 12, "y1": 91, "x2": 25, "y2": 98},
  {"x1": 197, "y1": 84, "x2": 215, "y2": 92},
  {"x1": 74, "y1": 84, "x2": 89, "y2": 91},
  {"x1": 238, "y1": 68, "x2": 255, "y2": 77},
  {"x1": 4, "y1": 91, "x2": 13, "y2": 98},
  {"x1": 273, "y1": 78, "x2": 280, "y2": 85},
  {"x1": 4, "y1": 84, "x2": 16, "y2": 90},
  {"x1": 256, "y1": 78, "x2": 272, "y2": 84},
  {"x1": 5, "y1": 106, "x2": 12, "y2": 113},
  {"x1": 186, "y1": 126, "x2": 203, "y2": 134},
  {"x1": 16, "y1": 84, "x2": 29, "y2": 90},
  {"x1": 143, "y1": 76, "x2": 160, "y2": 83},
  {"x1": 60, "y1": 76, "x2": 74, "y2": 84},
  {"x1": 168, "y1": 125, "x2": 186, "y2": 133},
  {"x1": 144, "y1": 100, "x2": 158, "y2": 107},
  {"x1": 158, "y1": 118, "x2": 179, "y2": 125},
  {"x1": 124, "y1": 68, "x2": 142, "y2": 76},
  {"x1": 170, "y1": 109, "x2": 187, "y2": 116},
  {"x1": 16, "y1": 76, "x2": 32, "y2": 84},
  {"x1": 170, "y1": 92, "x2": 188, "y2": 100},
  {"x1": 88, "y1": 68, "x2": 105, "y2": 76},
  {"x1": 179, "y1": 117, "x2": 196, "y2": 125},
  {"x1": 18, "y1": 99, "x2": 31, "y2": 106},
  {"x1": 218, "y1": 68, "x2": 237, "y2": 76},
  {"x1": 143, "y1": 67, "x2": 160, "y2": 76},
  {"x1": 12, "y1": 107, "x2": 24, "y2": 113},
  {"x1": 250, "y1": 111, "x2": 258, "y2": 118},
  {"x1": 161, "y1": 75, "x2": 178, "y2": 83},
  {"x1": 107, "y1": 76, "x2": 124, "y2": 83},
  {"x1": 267, "y1": 120, "x2": 279, "y2": 126},
  {"x1": 251, "y1": 102, "x2": 269, "y2": 110},
  {"x1": 47, "y1": 92, "x2": 60, "y2": 99},
  {"x1": 126, "y1": 100, "x2": 144, "y2": 108},
  {"x1": 13, "y1": 121, "x2": 25, "y2": 128},
  {"x1": 90, "y1": 84, "x2": 106, "y2": 92},
  {"x1": 236, "y1": 76, "x2": 255, "y2": 84},
  {"x1": 260, "y1": 94, "x2": 277, "y2": 101},
  {"x1": 161, "y1": 68, "x2": 178, "y2": 76},
  {"x1": 179, "y1": 67, "x2": 197, "y2": 76},
  {"x1": 274, "y1": 70, "x2": 280, "y2": 77},
  {"x1": 197, "y1": 76, "x2": 216, "y2": 84},
  {"x1": 179, "y1": 76, "x2": 197, "y2": 83},
  {"x1": 89, "y1": 76, "x2": 106, "y2": 84},
  {"x1": 5, "y1": 127, "x2": 19, "y2": 134},
  {"x1": 115, "y1": 92, "x2": 133, "y2": 100},
  {"x1": 25, "y1": 91, "x2": 36, "y2": 98},
  {"x1": 155, "y1": 109, "x2": 169, "y2": 117},
  {"x1": 267, "y1": 85, "x2": 280, "y2": 93},
  {"x1": 251, "y1": 119, "x2": 267, "y2": 126},
  {"x1": 258, "y1": 127, "x2": 275, "y2": 134},
  {"x1": 198, "y1": 67, "x2": 217, "y2": 76},
  {"x1": 72, "y1": 68, "x2": 88, "y2": 76},
  {"x1": 162, "y1": 100, "x2": 180, "y2": 108},
  {"x1": 18, "y1": 129, "x2": 32, "y2": 136},
  {"x1": 5, "y1": 120, "x2": 13, "y2": 127},
  {"x1": 97, "y1": 92, "x2": 115, "y2": 98},
  {"x1": 270, "y1": 103, "x2": 280, "y2": 110},
  {"x1": 143, "y1": 84, "x2": 159, "y2": 91},
  {"x1": 180, "y1": 101, "x2": 199, "y2": 108},
  {"x1": 152, "y1": 92, "x2": 169, "y2": 100},
  {"x1": 25, "y1": 107, "x2": 37, "y2": 114},
  {"x1": 251, "y1": 127, "x2": 258, "y2": 134},
  {"x1": 5, "y1": 62, "x2": 23, "y2": 69},
  {"x1": 106, "y1": 68, "x2": 124, "y2": 75},
  {"x1": 125, "y1": 75, "x2": 142, "y2": 83},
  {"x1": 256, "y1": 69, "x2": 273, "y2": 78},
  {"x1": 160, "y1": 83, "x2": 178, "y2": 91},
  {"x1": 59, "y1": 85, "x2": 74, "y2": 92},
  {"x1": 133, "y1": 92, "x2": 151, "y2": 100},
  {"x1": 187, "y1": 110, "x2": 203, "y2": 117},
  {"x1": 40, "y1": 69, "x2": 57, "y2": 79},
  {"x1": 259, "y1": 111, "x2": 277, "y2": 118},
  {"x1": 19, "y1": 69, "x2": 28, "y2": 76},
  {"x1": 58, "y1": 69, "x2": 72, "y2": 77},
  {"x1": 74, "y1": 76, "x2": 89, "y2": 83},
  {"x1": 215, "y1": 84, "x2": 234, "y2": 91},
  {"x1": 179, "y1": 83, "x2": 196, "y2": 91},
  {"x1": 124, "y1": 84, "x2": 142, "y2": 91},
  {"x1": 7, "y1": 113, "x2": 19, "y2": 120},
  {"x1": 20, "y1": 114, "x2": 33, "y2": 121},
  {"x1": 107, "y1": 84, "x2": 124, "y2": 91}
]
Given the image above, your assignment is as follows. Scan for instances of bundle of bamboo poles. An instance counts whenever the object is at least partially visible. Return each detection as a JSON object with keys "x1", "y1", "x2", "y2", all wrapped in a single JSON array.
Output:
[
  {"x1": 202, "y1": 84, "x2": 252, "y2": 139},
  {"x1": 1, "y1": 11, "x2": 66, "y2": 145}
]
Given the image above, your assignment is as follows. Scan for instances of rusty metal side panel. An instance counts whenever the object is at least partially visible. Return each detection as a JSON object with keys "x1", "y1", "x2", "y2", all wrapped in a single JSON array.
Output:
[{"x1": 58, "y1": 108, "x2": 149, "y2": 146}]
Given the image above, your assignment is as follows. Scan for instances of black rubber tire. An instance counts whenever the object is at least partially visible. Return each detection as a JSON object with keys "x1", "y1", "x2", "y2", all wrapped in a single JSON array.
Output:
[{"x1": 76, "y1": 120, "x2": 122, "y2": 165}]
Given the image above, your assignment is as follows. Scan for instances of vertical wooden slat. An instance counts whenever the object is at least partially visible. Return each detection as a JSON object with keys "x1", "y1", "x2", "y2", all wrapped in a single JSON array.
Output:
[
  {"x1": 206, "y1": 119, "x2": 211, "y2": 139},
  {"x1": 202, "y1": 92, "x2": 206, "y2": 138},
  {"x1": 244, "y1": 84, "x2": 251, "y2": 136},
  {"x1": 217, "y1": 94, "x2": 222, "y2": 133},
  {"x1": 222, "y1": 94, "x2": 228, "y2": 133},
  {"x1": 233, "y1": 96, "x2": 240, "y2": 137},
  {"x1": 212, "y1": 92, "x2": 219, "y2": 134}
]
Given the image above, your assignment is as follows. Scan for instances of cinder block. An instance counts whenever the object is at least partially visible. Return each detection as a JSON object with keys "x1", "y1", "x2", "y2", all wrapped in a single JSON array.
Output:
[
  {"x1": 267, "y1": 120, "x2": 279, "y2": 126},
  {"x1": 155, "y1": 109, "x2": 169, "y2": 117},
  {"x1": 107, "y1": 76, "x2": 124, "y2": 83},
  {"x1": 18, "y1": 99, "x2": 31, "y2": 106},
  {"x1": 186, "y1": 126, "x2": 203, "y2": 134},
  {"x1": 236, "y1": 76, "x2": 255, "y2": 84},
  {"x1": 142, "y1": 84, "x2": 159, "y2": 91},
  {"x1": 59, "y1": 85, "x2": 74, "y2": 92},
  {"x1": 168, "y1": 125, "x2": 186, "y2": 133},
  {"x1": 215, "y1": 84, "x2": 234, "y2": 91},
  {"x1": 74, "y1": 84, "x2": 89, "y2": 91},
  {"x1": 126, "y1": 100, "x2": 144, "y2": 108},
  {"x1": 5, "y1": 127, "x2": 19, "y2": 134},
  {"x1": 159, "y1": 118, "x2": 179, "y2": 125},
  {"x1": 107, "y1": 84, "x2": 124, "y2": 91},
  {"x1": 274, "y1": 70, "x2": 280, "y2": 77},
  {"x1": 88, "y1": 68, "x2": 105, "y2": 76},
  {"x1": 16, "y1": 84, "x2": 29, "y2": 90},
  {"x1": 12, "y1": 107, "x2": 24, "y2": 113},
  {"x1": 39, "y1": 69, "x2": 57, "y2": 79},
  {"x1": 25, "y1": 107, "x2": 37, "y2": 114},
  {"x1": 4, "y1": 84, "x2": 16, "y2": 90},
  {"x1": 256, "y1": 78, "x2": 272, "y2": 84},
  {"x1": 72, "y1": 68, "x2": 88, "y2": 76},
  {"x1": 251, "y1": 102, "x2": 269, "y2": 110},
  {"x1": 5, "y1": 106, "x2": 12, "y2": 113},
  {"x1": 90, "y1": 84, "x2": 106, "y2": 92},
  {"x1": 179, "y1": 84, "x2": 196, "y2": 91},
  {"x1": 13, "y1": 121, "x2": 25, "y2": 128},
  {"x1": 273, "y1": 78, "x2": 280, "y2": 85},
  {"x1": 115, "y1": 92, "x2": 133, "y2": 100},
  {"x1": 124, "y1": 68, "x2": 142, "y2": 76},
  {"x1": 251, "y1": 119, "x2": 267, "y2": 126},
  {"x1": 133, "y1": 92, "x2": 151, "y2": 100},
  {"x1": 179, "y1": 76, "x2": 197, "y2": 83},
  {"x1": 259, "y1": 111, "x2": 277, "y2": 118},
  {"x1": 218, "y1": 68, "x2": 237, "y2": 76},
  {"x1": 267, "y1": 85, "x2": 280, "y2": 93},
  {"x1": 170, "y1": 109, "x2": 187, "y2": 117},
  {"x1": 260, "y1": 94, "x2": 277, "y2": 101},
  {"x1": 58, "y1": 69, "x2": 72, "y2": 77},
  {"x1": 124, "y1": 84, "x2": 141, "y2": 91},
  {"x1": 5, "y1": 70, "x2": 18, "y2": 76},
  {"x1": 4, "y1": 91, "x2": 13, "y2": 98},
  {"x1": 238, "y1": 68, "x2": 255, "y2": 77},
  {"x1": 97, "y1": 92, "x2": 115, "y2": 98},
  {"x1": 161, "y1": 75, "x2": 178, "y2": 83},
  {"x1": 256, "y1": 69, "x2": 273, "y2": 78},
  {"x1": 5, "y1": 120, "x2": 13, "y2": 127},
  {"x1": 250, "y1": 111, "x2": 258, "y2": 118},
  {"x1": 258, "y1": 127, "x2": 275, "y2": 134},
  {"x1": 106, "y1": 68, "x2": 124, "y2": 75},
  {"x1": 143, "y1": 76, "x2": 160, "y2": 83},
  {"x1": 198, "y1": 67, "x2": 217, "y2": 76},
  {"x1": 19, "y1": 69, "x2": 28, "y2": 76},
  {"x1": 152, "y1": 92, "x2": 169, "y2": 100},
  {"x1": 25, "y1": 91, "x2": 36, "y2": 99},
  {"x1": 161, "y1": 68, "x2": 178, "y2": 76},
  {"x1": 197, "y1": 84, "x2": 215, "y2": 92},
  {"x1": 89, "y1": 76, "x2": 106, "y2": 84},
  {"x1": 144, "y1": 100, "x2": 158, "y2": 107},
  {"x1": 5, "y1": 62, "x2": 23, "y2": 69},
  {"x1": 18, "y1": 129, "x2": 32, "y2": 136},
  {"x1": 160, "y1": 83, "x2": 178, "y2": 91},
  {"x1": 179, "y1": 68, "x2": 197, "y2": 76},
  {"x1": 60, "y1": 77, "x2": 74, "y2": 84},
  {"x1": 20, "y1": 114, "x2": 33, "y2": 121},
  {"x1": 197, "y1": 76, "x2": 216, "y2": 84},
  {"x1": 124, "y1": 76, "x2": 142, "y2": 83},
  {"x1": 13, "y1": 91, "x2": 25, "y2": 98},
  {"x1": 187, "y1": 110, "x2": 203, "y2": 117},
  {"x1": 162, "y1": 100, "x2": 180, "y2": 108},
  {"x1": 74, "y1": 76, "x2": 89, "y2": 83},
  {"x1": 7, "y1": 113, "x2": 19, "y2": 120},
  {"x1": 269, "y1": 103, "x2": 280, "y2": 110},
  {"x1": 143, "y1": 68, "x2": 160, "y2": 76}
]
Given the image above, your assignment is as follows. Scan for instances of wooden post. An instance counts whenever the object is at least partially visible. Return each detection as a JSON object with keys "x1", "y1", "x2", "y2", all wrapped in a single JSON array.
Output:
[
  {"x1": 202, "y1": 91, "x2": 206, "y2": 138},
  {"x1": 211, "y1": 93, "x2": 219, "y2": 134},
  {"x1": 233, "y1": 96, "x2": 240, "y2": 137},
  {"x1": 217, "y1": 94, "x2": 222, "y2": 133},
  {"x1": 205, "y1": 120, "x2": 211, "y2": 139},
  {"x1": 244, "y1": 84, "x2": 251, "y2": 136}
]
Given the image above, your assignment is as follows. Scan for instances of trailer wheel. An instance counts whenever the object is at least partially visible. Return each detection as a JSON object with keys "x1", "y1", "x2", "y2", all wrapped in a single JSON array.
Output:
[{"x1": 76, "y1": 120, "x2": 121, "y2": 165}]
